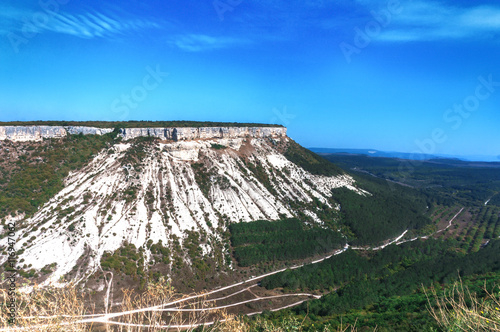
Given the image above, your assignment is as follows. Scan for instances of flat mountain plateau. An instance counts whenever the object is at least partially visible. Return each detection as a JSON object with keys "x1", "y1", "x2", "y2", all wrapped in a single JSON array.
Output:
[
  {"x1": 0, "y1": 124, "x2": 364, "y2": 297},
  {"x1": 2, "y1": 123, "x2": 499, "y2": 331}
]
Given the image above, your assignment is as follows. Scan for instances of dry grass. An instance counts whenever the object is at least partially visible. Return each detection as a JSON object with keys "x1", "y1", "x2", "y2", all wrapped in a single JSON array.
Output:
[
  {"x1": 0, "y1": 277, "x2": 232, "y2": 331},
  {"x1": 112, "y1": 277, "x2": 227, "y2": 331},
  {"x1": 7, "y1": 274, "x2": 500, "y2": 331},
  {"x1": 0, "y1": 285, "x2": 92, "y2": 331},
  {"x1": 0, "y1": 277, "x2": 277, "y2": 331},
  {"x1": 426, "y1": 279, "x2": 500, "y2": 331},
  {"x1": 0, "y1": 277, "x2": 361, "y2": 331}
]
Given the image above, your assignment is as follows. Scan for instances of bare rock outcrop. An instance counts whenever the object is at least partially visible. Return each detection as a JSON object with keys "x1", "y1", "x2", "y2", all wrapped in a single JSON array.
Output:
[
  {"x1": 0, "y1": 126, "x2": 113, "y2": 141},
  {"x1": 65, "y1": 126, "x2": 114, "y2": 136},
  {"x1": 0, "y1": 125, "x2": 286, "y2": 142},
  {"x1": 0, "y1": 126, "x2": 67, "y2": 141},
  {"x1": 118, "y1": 126, "x2": 287, "y2": 141}
]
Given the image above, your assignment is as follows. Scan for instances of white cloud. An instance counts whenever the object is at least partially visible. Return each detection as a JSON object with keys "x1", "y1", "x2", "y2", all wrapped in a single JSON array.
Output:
[
  {"x1": 169, "y1": 34, "x2": 250, "y2": 52},
  {"x1": 371, "y1": 1, "x2": 500, "y2": 42},
  {"x1": 0, "y1": 4, "x2": 161, "y2": 39},
  {"x1": 460, "y1": 6, "x2": 500, "y2": 29},
  {"x1": 44, "y1": 12, "x2": 160, "y2": 38}
]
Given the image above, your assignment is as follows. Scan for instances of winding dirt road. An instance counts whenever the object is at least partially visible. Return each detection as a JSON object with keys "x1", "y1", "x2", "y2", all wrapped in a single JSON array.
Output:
[{"x1": 4, "y1": 210, "x2": 466, "y2": 332}]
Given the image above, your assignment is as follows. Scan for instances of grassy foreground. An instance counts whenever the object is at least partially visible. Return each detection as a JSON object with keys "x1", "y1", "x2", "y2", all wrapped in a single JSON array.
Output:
[
  {"x1": 1, "y1": 277, "x2": 499, "y2": 331},
  {"x1": 427, "y1": 279, "x2": 500, "y2": 331},
  {"x1": 0, "y1": 278, "x2": 356, "y2": 332}
]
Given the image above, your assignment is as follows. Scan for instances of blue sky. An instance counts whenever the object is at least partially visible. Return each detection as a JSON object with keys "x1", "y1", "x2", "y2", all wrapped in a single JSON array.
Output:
[{"x1": 1, "y1": 0, "x2": 499, "y2": 160}]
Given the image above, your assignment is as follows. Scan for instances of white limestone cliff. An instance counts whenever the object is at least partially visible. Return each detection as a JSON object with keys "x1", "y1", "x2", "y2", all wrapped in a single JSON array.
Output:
[
  {"x1": 117, "y1": 127, "x2": 287, "y2": 141},
  {"x1": 0, "y1": 125, "x2": 286, "y2": 142},
  {"x1": 65, "y1": 126, "x2": 114, "y2": 136},
  {"x1": 0, "y1": 126, "x2": 67, "y2": 141}
]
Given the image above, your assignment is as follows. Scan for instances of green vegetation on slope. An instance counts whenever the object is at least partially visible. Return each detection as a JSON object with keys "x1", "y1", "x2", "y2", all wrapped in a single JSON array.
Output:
[
  {"x1": 255, "y1": 272, "x2": 500, "y2": 331},
  {"x1": 261, "y1": 239, "x2": 453, "y2": 291},
  {"x1": 191, "y1": 162, "x2": 216, "y2": 198},
  {"x1": 455, "y1": 205, "x2": 500, "y2": 253},
  {"x1": 229, "y1": 219, "x2": 345, "y2": 267},
  {"x1": 0, "y1": 133, "x2": 114, "y2": 220},
  {"x1": 331, "y1": 173, "x2": 431, "y2": 246},
  {"x1": 245, "y1": 154, "x2": 500, "y2": 331},
  {"x1": 332, "y1": 189, "x2": 428, "y2": 246},
  {"x1": 101, "y1": 243, "x2": 145, "y2": 277},
  {"x1": 302, "y1": 239, "x2": 500, "y2": 315},
  {"x1": 284, "y1": 140, "x2": 344, "y2": 176},
  {"x1": 259, "y1": 239, "x2": 500, "y2": 331}
]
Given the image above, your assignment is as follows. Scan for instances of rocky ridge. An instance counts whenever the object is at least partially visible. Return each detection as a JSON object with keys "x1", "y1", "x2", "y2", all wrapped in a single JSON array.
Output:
[
  {"x1": 118, "y1": 127, "x2": 287, "y2": 141},
  {"x1": 0, "y1": 126, "x2": 114, "y2": 141},
  {"x1": 0, "y1": 125, "x2": 286, "y2": 142},
  {"x1": 0, "y1": 126, "x2": 68, "y2": 141}
]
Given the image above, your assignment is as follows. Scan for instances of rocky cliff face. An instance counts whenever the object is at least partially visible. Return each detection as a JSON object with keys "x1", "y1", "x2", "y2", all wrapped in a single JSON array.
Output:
[
  {"x1": 65, "y1": 126, "x2": 114, "y2": 136},
  {"x1": 118, "y1": 126, "x2": 287, "y2": 141},
  {"x1": 0, "y1": 126, "x2": 67, "y2": 141},
  {"x1": 0, "y1": 126, "x2": 113, "y2": 141},
  {"x1": 0, "y1": 125, "x2": 286, "y2": 142}
]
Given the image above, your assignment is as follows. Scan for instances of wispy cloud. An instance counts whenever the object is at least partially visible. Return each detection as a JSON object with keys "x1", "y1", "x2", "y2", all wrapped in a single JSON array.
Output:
[
  {"x1": 0, "y1": 4, "x2": 161, "y2": 39},
  {"x1": 46, "y1": 12, "x2": 161, "y2": 38},
  {"x1": 168, "y1": 34, "x2": 250, "y2": 52},
  {"x1": 367, "y1": 1, "x2": 500, "y2": 42},
  {"x1": 0, "y1": 3, "x2": 249, "y2": 53}
]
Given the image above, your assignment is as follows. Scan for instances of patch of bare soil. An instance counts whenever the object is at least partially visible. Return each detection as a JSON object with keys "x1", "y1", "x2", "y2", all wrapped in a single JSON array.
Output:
[{"x1": 236, "y1": 138, "x2": 256, "y2": 158}]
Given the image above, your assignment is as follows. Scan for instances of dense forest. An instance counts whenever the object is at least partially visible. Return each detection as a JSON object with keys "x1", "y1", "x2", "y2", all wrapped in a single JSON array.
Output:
[
  {"x1": 331, "y1": 185, "x2": 429, "y2": 245},
  {"x1": 328, "y1": 171, "x2": 432, "y2": 245},
  {"x1": 252, "y1": 270, "x2": 500, "y2": 331},
  {"x1": 229, "y1": 219, "x2": 345, "y2": 267},
  {"x1": 258, "y1": 239, "x2": 500, "y2": 331},
  {"x1": 284, "y1": 140, "x2": 344, "y2": 176},
  {"x1": 262, "y1": 239, "x2": 500, "y2": 293}
]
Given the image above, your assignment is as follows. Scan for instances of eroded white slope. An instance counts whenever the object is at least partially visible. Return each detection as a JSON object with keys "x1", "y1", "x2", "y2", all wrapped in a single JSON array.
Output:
[{"x1": 0, "y1": 137, "x2": 364, "y2": 286}]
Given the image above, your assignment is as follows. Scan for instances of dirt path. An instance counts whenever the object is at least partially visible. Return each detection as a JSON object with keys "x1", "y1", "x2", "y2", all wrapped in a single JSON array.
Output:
[{"x1": 1, "y1": 229, "x2": 419, "y2": 331}]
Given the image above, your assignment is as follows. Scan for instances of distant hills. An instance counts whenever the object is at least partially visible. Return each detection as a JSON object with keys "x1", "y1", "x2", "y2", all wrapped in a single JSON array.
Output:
[{"x1": 309, "y1": 147, "x2": 500, "y2": 164}]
